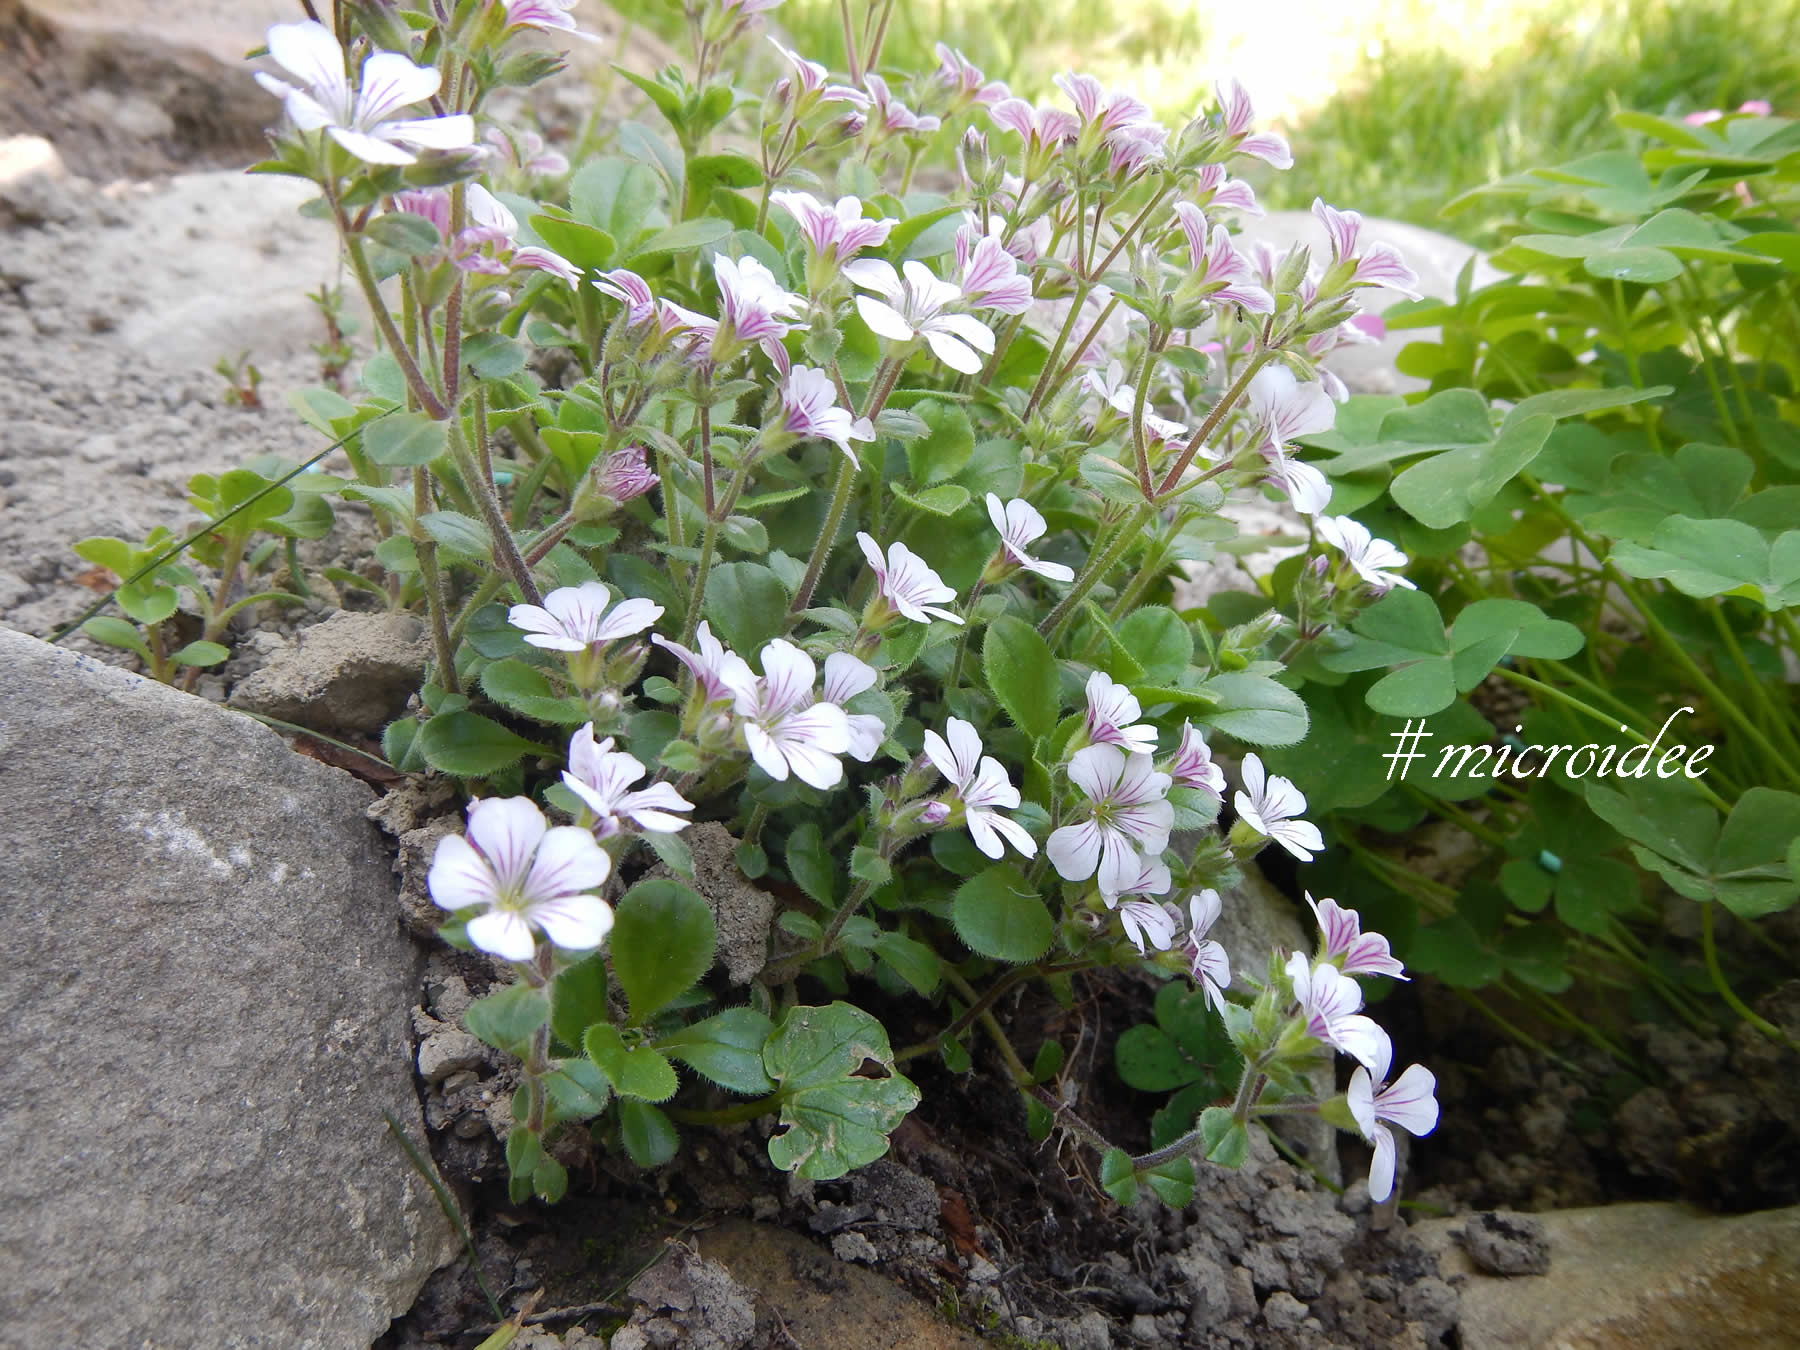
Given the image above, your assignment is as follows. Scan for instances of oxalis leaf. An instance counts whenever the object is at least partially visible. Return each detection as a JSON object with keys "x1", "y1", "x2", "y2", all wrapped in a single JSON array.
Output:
[{"x1": 763, "y1": 1003, "x2": 921, "y2": 1180}]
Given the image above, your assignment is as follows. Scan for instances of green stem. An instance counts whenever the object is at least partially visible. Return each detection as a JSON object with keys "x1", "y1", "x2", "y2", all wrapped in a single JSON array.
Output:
[
  {"x1": 1154, "y1": 351, "x2": 1275, "y2": 497},
  {"x1": 1702, "y1": 902, "x2": 1798, "y2": 1048},
  {"x1": 412, "y1": 465, "x2": 460, "y2": 694},
  {"x1": 455, "y1": 403, "x2": 542, "y2": 608},
  {"x1": 787, "y1": 452, "x2": 860, "y2": 622},
  {"x1": 338, "y1": 206, "x2": 446, "y2": 420},
  {"x1": 1040, "y1": 504, "x2": 1154, "y2": 647}
]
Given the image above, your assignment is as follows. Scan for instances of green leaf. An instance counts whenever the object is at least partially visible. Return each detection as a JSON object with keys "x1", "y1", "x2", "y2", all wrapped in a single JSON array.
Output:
[
  {"x1": 1390, "y1": 414, "x2": 1556, "y2": 528},
  {"x1": 1198, "y1": 1106, "x2": 1249, "y2": 1167},
  {"x1": 950, "y1": 864, "x2": 1054, "y2": 963},
  {"x1": 73, "y1": 536, "x2": 135, "y2": 574},
  {"x1": 364, "y1": 412, "x2": 448, "y2": 467},
  {"x1": 1144, "y1": 1157, "x2": 1196, "y2": 1207},
  {"x1": 542, "y1": 1059, "x2": 611, "y2": 1120},
  {"x1": 657, "y1": 1008, "x2": 776, "y2": 1095},
  {"x1": 463, "y1": 332, "x2": 526, "y2": 379},
  {"x1": 550, "y1": 951, "x2": 610, "y2": 1049},
  {"x1": 906, "y1": 398, "x2": 976, "y2": 483},
  {"x1": 704, "y1": 561, "x2": 790, "y2": 655},
  {"x1": 873, "y1": 930, "x2": 943, "y2": 997},
  {"x1": 625, "y1": 216, "x2": 733, "y2": 263},
  {"x1": 416, "y1": 710, "x2": 542, "y2": 777},
  {"x1": 1611, "y1": 518, "x2": 1800, "y2": 611},
  {"x1": 464, "y1": 981, "x2": 550, "y2": 1058},
  {"x1": 849, "y1": 846, "x2": 892, "y2": 886},
  {"x1": 889, "y1": 482, "x2": 971, "y2": 516},
  {"x1": 1099, "y1": 1148, "x2": 1139, "y2": 1205},
  {"x1": 169, "y1": 640, "x2": 230, "y2": 668},
  {"x1": 617, "y1": 1098, "x2": 680, "y2": 1168},
  {"x1": 983, "y1": 615, "x2": 1060, "y2": 740},
  {"x1": 570, "y1": 156, "x2": 662, "y2": 242},
  {"x1": 763, "y1": 1002, "x2": 921, "y2": 1180},
  {"x1": 609, "y1": 878, "x2": 717, "y2": 1022},
  {"x1": 478, "y1": 659, "x2": 592, "y2": 725},
  {"x1": 1114, "y1": 1026, "x2": 1199, "y2": 1092},
  {"x1": 528, "y1": 214, "x2": 616, "y2": 272},
  {"x1": 364, "y1": 210, "x2": 442, "y2": 257},
  {"x1": 785, "y1": 823, "x2": 837, "y2": 906},
  {"x1": 418, "y1": 510, "x2": 491, "y2": 560},
  {"x1": 1113, "y1": 607, "x2": 1192, "y2": 682},
  {"x1": 1409, "y1": 915, "x2": 1501, "y2": 987},
  {"x1": 1191, "y1": 672, "x2": 1310, "y2": 745},
  {"x1": 1582, "y1": 246, "x2": 1683, "y2": 283},
  {"x1": 582, "y1": 1024, "x2": 679, "y2": 1102},
  {"x1": 81, "y1": 616, "x2": 150, "y2": 660}
]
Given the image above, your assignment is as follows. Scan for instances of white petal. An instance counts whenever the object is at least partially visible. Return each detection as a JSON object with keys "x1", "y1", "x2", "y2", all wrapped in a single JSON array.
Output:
[
  {"x1": 822, "y1": 651, "x2": 876, "y2": 703},
  {"x1": 523, "y1": 825, "x2": 612, "y2": 904},
  {"x1": 1024, "y1": 557, "x2": 1075, "y2": 583},
  {"x1": 923, "y1": 329, "x2": 983, "y2": 374},
  {"x1": 857, "y1": 295, "x2": 917, "y2": 343},
  {"x1": 842, "y1": 257, "x2": 900, "y2": 297},
  {"x1": 427, "y1": 833, "x2": 499, "y2": 911},
  {"x1": 266, "y1": 21, "x2": 349, "y2": 112},
  {"x1": 743, "y1": 723, "x2": 791, "y2": 781},
  {"x1": 466, "y1": 797, "x2": 548, "y2": 893},
  {"x1": 844, "y1": 712, "x2": 886, "y2": 762},
  {"x1": 1366, "y1": 1124, "x2": 1397, "y2": 1203},
  {"x1": 981, "y1": 811, "x2": 1038, "y2": 858},
  {"x1": 1046, "y1": 820, "x2": 1102, "y2": 881},
  {"x1": 943, "y1": 717, "x2": 983, "y2": 783},
  {"x1": 921, "y1": 729, "x2": 959, "y2": 786},
  {"x1": 595, "y1": 596, "x2": 664, "y2": 641},
  {"x1": 934, "y1": 312, "x2": 997, "y2": 354},
  {"x1": 354, "y1": 51, "x2": 442, "y2": 126},
  {"x1": 1333, "y1": 1014, "x2": 1391, "y2": 1071},
  {"x1": 758, "y1": 639, "x2": 818, "y2": 714},
  {"x1": 1068, "y1": 744, "x2": 1124, "y2": 802},
  {"x1": 467, "y1": 909, "x2": 537, "y2": 961},
  {"x1": 780, "y1": 738, "x2": 846, "y2": 790},
  {"x1": 525, "y1": 893, "x2": 615, "y2": 951},
  {"x1": 1378, "y1": 1065, "x2": 1439, "y2": 1137},
  {"x1": 326, "y1": 125, "x2": 417, "y2": 165},
  {"x1": 1346, "y1": 1066, "x2": 1379, "y2": 1139}
]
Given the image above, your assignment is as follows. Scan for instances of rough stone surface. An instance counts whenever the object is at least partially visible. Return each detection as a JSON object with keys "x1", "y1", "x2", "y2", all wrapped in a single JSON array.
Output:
[
  {"x1": 1459, "y1": 1210, "x2": 1552, "y2": 1276},
  {"x1": 615, "y1": 1244, "x2": 758, "y2": 1350},
  {"x1": 1418, "y1": 1202, "x2": 1800, "y2": 1349},
  {"x1": 651, "y1": 821, "x2": 775, "y2": 986},
  {"x1": 0, "y1": 626, "x2": 457, "y2": 1348},
  {"x1": 228, "y1": 609, "x2": 430, "y2": 734}
]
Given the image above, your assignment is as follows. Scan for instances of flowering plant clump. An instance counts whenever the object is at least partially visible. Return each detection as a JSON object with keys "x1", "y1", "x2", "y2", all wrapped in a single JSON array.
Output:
[{"x1": 80, "y1": 0, "x2": 1548, "y2": 1210}]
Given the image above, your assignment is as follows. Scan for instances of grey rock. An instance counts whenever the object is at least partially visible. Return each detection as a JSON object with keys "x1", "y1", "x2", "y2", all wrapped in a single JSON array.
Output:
[
  {"x1": 417, "y1": 1028, "x2": 488, "y2": 1085},
  {"x1": 832, "y1": 1231, "x2": 880, "y2": 1265},
  {"x1": 228, "y1": 609, "x2": 429, "y2": 735},
  {"x1": 652, "y1": 821, "x2": 774, "y2": 985},
  {"x1": 1262, "y1": 1290, "x2": 1310, "y2": 1331},
  {"x1": 1396, "y1": 1276, "x2": 1459, "y2": 1342},
  {"x1": 1051, "y1": 1310, "x2": 1113, "y2": 1350},
  {"x1": 1459, "y1": 1211, "x2": 1551, "y2": 1277},
  {"x1": 623, "y1": 1246, "x2": 756, "y2": 1350},
  {"x1": 1420, "y1": 1202, "x2": 1800, "y2": 1350},
  {"x1": 0, "y1": 627, "x2": 455, "y2": 1348}
]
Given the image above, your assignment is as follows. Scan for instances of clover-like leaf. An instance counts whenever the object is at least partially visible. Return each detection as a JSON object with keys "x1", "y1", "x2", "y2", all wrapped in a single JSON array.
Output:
[{"x1": 763, "y1": 1003, "x2": 921, "y2": 1180}]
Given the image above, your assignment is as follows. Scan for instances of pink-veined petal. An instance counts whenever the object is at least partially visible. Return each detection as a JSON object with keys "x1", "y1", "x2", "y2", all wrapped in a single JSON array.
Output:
[
  {"x1": 1068, "y1": 743, "x2": 1124, "y2": 802},
  {"x1": 1378, "y1": 1065, "x2": 1439, "y2": 1137},
  {"x1": 355, "y1": 50, "x2": 442, "y2": 125},
  {"x1": 466, "y1": 797, "x2": 548, "y2": 893},
  {"x1": 1366, "y1": 1124, "x2": 1398, "y2": 1202},
  {"x1": 266, "y1": 21, "x2": 351, "y2": 114},
  {"x1": 1046, "y1": 819, "x2": 1102, "y2": 881},
  {"x1": 522, "y1": 825, "x2": 612, "y2": 903},
  {"x1": 1346, "y1": 1065, "x2": 1379, "y2": 1138},
  {"x1": 922, "y1": 329, "x2": 983, "y2": 373}
]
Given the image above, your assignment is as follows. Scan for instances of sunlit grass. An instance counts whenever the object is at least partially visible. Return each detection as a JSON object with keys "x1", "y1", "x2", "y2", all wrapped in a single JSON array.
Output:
[{"x1": 606, "y1": 0, "x2": 1799, "y2": 240}]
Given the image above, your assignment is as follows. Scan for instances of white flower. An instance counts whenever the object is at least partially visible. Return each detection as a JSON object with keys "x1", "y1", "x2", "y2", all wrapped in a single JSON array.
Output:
[
  {"x1": 774, "y1": 364, "x2": 875, "y2": 462},
  {"x1": 562, "y1": 723, "x2": 693, "y2": 837},
  {"x1": 1316, "y1": 515, "x2": 1416, "y2": 595},
  {"x1": 1312, "y1": 199, "x2": 1424, "y2": 299},
  {"x1": 1235, "y1": 753, "x2": 1324, "y2": 861},
  {"x1": 502, "y1": 0, "x2": 598, "y2": 41},
  {"x1": 1103, "y1": 850, "x2": 1173, "y2": 903},
  {"x1": 955, "y1": 228, "x2": 1034, "y2": 314},
  {"x1": 1084, "y1": 360, "x2": 1136, "y2": 418},
  {"x1": 773, "y1": 191, "x2": 896, "y2": 265},
  {"x1": 1249, "y1": 365, "x2": 1336, "y2": 448},
  {"x1": 843, "y1": 258, "x2": 995, "y2": 374},
  {"x1": 1307, "y1": 893, "x2": 1408, "y2": 980},
  {"x1": 1347, "y1": 1038, "x2": 1439, "y2": 1203},
  {"x1": 922, "y1": 717, "x2": 1037, "y2": 860},
  {"x1": 857, "y1": 533, "x2": 964, "y2": 625},
  {"x1": 428, "y1": 797, "x2": 613, "y2": 960},
  {"x1": 254, "y1": 21, "x2": 475, "y2": 166},
  {"x1": 1083, "y1": 670, "x2": 1158, "y2": 757},
  {"x1": 724, "y1": 639, "x2": 852, "y2": 790},
  {"x1": 709, "y1": 254, "x2": 804, "y2": 360},
  {"x1": 1184, "y1": 890, "x2": 1231, "y2": 1015},
  {"x1": 821, "y1": 652, "x2": 886, "y2": 762},
  {"x1": 652, "y1": 621, "x2": 752, "y2": 703},
  {"x1": 1169, "y1": 720, "x2": 1226, "y2": 797},
  {"x1": 985, "y1": 494, "x2": 1073, "y2": 582},
  {"x1": 1046, "y1": 745, "x2": 1174, "y2": 895},
  {"x1": 1286, "y1": 952, "x2": 1389, "y2": 1069},
  {"x1": 1118, "y1": 899, "x2": 1180, "y2": 955},
  {"x1": 508, "y1": 581, "x2": 662, "y2": 652}
]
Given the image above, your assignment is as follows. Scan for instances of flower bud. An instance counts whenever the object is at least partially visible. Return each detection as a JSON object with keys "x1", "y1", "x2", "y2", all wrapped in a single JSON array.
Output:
[
  {"x1": 1272, "y1": 243, "x2": 1312, "y2": 299},
  {"x1": 346, "y1": 0, "x2": 412, "y2": 52}
]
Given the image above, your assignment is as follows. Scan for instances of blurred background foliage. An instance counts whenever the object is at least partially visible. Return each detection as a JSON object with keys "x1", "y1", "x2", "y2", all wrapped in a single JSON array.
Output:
[{"x1": 608, "y1": 0, "x2": 1800, "y2": 243}]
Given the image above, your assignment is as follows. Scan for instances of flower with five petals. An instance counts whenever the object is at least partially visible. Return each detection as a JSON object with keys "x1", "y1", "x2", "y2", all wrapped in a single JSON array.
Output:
[{"x1": 922, "y1": 717, "x2": 1037, "y2": 860}]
